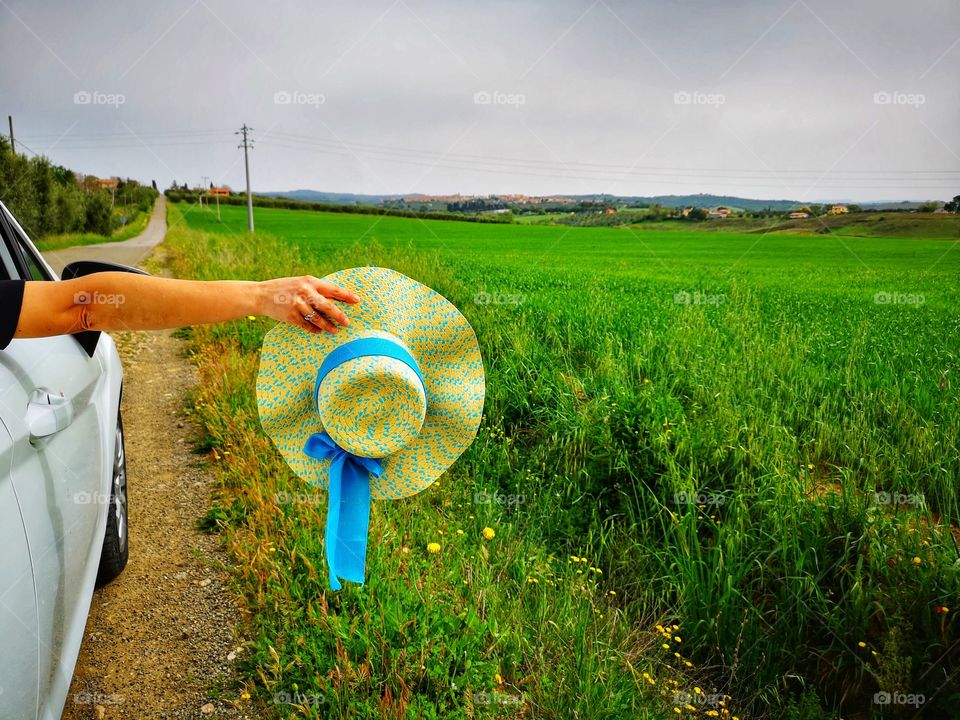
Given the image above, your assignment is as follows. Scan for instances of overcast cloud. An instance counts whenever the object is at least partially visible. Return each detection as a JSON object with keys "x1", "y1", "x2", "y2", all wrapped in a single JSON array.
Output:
[{"x1": 2, "y1": 0, "x2": 958, "y2": 202}]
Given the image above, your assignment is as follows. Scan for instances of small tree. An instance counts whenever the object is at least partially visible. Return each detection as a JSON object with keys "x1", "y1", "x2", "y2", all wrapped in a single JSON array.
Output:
[{"x1": 944, "y1": 195, "x2": 960, "y2": 213}]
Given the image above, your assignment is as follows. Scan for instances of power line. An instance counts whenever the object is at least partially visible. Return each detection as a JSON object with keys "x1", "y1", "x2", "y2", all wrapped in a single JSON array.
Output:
[{"x1": 255, "y1": 138, "x2": 959, "y2": 189}]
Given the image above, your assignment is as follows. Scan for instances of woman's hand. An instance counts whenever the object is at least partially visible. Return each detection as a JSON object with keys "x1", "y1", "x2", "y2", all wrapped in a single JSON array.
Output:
[{"x1": 256, "y1": 275, "x2": 360, "y2": 334}]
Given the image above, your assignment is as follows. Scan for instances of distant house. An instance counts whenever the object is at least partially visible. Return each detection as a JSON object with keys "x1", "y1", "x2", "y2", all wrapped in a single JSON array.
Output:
[
  {"x1": 97, "y1": 177, "x2": 119, "y2": 190},
  {"x1": 829, "y1": 205, "x2": 849, "y2": 214},
  {"x1": 681, "y1": 207, "x2": 694, "y2": 217},
  {"x1": 208, "y1": 186, "x2": 231, "y2": 196},
  {"x1": 715, "y1": 207, "x2": 732, "y2": 215},
  {"x1": 789, "y1": 211, "x2": 810, "y2": 219},
  {"x1": 706, "y1": 210, "x2": 726, "y2": 219},
  {"x1": 604, "y1": 207, "x2": 616, "y2": 215}
]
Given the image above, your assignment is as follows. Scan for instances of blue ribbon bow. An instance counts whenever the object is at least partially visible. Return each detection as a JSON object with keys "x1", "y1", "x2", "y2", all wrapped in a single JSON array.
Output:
[{"x1": 303, "y1": 431, "x2": 383, "y2": 590}]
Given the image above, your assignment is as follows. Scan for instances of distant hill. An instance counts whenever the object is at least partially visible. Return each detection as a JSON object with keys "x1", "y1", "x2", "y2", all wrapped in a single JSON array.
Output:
[
  {"x1": 624, "y1": 194, "x2": 801, "y2": 211},
  {"x1": 263, "y1": 189, "x2": 402, "y2": 205},
  {"x1": 262, "y1": 190, "x2": 941, "y2": 213}
]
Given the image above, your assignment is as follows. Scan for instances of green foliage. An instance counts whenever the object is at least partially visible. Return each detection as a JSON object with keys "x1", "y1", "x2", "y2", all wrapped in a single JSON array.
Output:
[{"x1": 0, "y1": 137, "x2": 157, "y2": 240}]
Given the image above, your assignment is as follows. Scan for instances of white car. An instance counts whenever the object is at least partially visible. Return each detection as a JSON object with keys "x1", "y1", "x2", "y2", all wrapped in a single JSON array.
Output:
[{"x1": 0, "y1": 200, "x2": 142, "y2": 719}]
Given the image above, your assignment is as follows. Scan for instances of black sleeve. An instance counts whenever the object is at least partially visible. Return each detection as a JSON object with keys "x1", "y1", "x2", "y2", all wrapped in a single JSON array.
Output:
[{"x1": 0, "y1": 279, "x2": 26, "y2": 350}]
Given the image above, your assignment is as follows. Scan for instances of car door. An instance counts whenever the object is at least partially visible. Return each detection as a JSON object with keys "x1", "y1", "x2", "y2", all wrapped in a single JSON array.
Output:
[
  {"x1": 0, "y1": 416, "x2": 40, "y2": 720},
  {"x1": 0, "y1": 206, "x2": 107, "y2": 718}
]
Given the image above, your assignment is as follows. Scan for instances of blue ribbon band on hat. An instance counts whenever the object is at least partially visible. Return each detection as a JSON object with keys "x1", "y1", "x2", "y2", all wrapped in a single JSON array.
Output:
[
  {"x1": 313, "y1": 336, "x2": 425, "y2": 412},
  {"x1": 304, "y1": 337, "x2": 425, "y2": 590}
]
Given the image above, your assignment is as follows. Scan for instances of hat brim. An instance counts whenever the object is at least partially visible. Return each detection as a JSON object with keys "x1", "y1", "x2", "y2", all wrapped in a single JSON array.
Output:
[{"x1": 255, "y1": 266, "x2": 485, "y2": 500}]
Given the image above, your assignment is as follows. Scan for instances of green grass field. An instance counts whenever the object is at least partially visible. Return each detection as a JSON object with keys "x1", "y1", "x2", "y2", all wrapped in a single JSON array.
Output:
[
  {"x1": 160, "y1": 200, "x2": 960, "y2": 719},
  {"x1": 629, "y1": 211, "x2": 960, "y2": 240}
]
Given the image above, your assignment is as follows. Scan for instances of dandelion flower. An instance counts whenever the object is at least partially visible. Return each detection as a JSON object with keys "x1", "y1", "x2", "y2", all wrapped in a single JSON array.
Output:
[
  {"x1": 427, "y1": 542, "x2": 441, "y2": 554},
  {"x1": 912, "y1": 556, "x2": 922, "y2": 565},
  {"x1": 241, "y1": 692, "x2": 251, "y2": 700},
  {"x1": 456, "y1": 529, "x2": 464, "y2": 535},
  {"x1": 494, "y1": 673, "x2": 503, "y2": 684},
  {"x1": 246, "y1": 315, "x2": 256, "y2": 321},
  {"x1": 858, "y1": 641, "x2": 867, "y2": 648},
  {"x1": 482, "y1": 527, "x2": 495, "y2": 540}
]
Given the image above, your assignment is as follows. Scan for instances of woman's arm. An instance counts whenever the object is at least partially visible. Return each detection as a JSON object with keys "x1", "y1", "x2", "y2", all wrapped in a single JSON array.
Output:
[{"x1": 14, "y1": 272, "x2": 359, "y2": 340}]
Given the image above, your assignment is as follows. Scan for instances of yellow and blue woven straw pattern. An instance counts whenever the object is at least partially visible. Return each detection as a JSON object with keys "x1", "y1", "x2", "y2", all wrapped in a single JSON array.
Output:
[{"x1": 256, "y1": 266, "x2": 486, "y2": 499}]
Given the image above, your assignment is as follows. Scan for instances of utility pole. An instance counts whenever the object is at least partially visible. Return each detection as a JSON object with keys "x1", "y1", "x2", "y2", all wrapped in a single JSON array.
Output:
[
  {"x1": 7, "y1": 116, "x2": 14, "y2": 153},
  {"x1": 236, "y1": 124, "x2": 254, "y2": 233},
  {"x1": 200, "y1": 175, "x2": 209, "y2": 209}
]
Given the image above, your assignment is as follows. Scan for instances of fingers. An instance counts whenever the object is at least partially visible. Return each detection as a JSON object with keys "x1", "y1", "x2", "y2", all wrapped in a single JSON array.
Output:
[
  {"x1": 296, "y1": 293, "x2": 348, "y2": 335},
  {"x1": 297, "y1": 303, "x2": 338, "y2": 334},
  {"x1": 310, "y1": 277, "x2": 360, "y2": 304}
]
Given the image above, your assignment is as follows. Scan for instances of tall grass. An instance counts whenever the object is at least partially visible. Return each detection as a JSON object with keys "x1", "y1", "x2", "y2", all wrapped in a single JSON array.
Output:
[{"x1": 163, "y1": 202, "x2": 959, "y2": 718}]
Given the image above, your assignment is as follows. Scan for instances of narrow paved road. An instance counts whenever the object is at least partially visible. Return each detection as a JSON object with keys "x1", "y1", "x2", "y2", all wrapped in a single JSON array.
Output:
[{"x1": 44, "y1": 194, "x2": 168, "y2": 276}]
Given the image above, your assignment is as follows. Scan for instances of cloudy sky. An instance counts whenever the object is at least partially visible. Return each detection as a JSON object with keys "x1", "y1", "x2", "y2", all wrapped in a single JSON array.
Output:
[{"x1": 2, "y1": 0, "x2": 958, "y2": 202}]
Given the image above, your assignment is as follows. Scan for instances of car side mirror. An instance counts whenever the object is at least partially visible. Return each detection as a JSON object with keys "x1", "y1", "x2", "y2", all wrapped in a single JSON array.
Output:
[{"x1": 61, "y1": 261, "x2": 151, "y2": 357}]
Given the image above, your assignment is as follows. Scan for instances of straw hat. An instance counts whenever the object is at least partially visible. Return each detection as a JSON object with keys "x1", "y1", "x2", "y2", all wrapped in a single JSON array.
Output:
[{"x1": 255, "y1": 266, "x2": 485, "y2": 589}]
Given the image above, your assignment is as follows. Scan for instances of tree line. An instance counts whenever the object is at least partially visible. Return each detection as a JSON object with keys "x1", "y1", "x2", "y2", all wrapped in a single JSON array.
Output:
[{"x1": 0, "y1": 137, "x2": 157, "y2": 238}]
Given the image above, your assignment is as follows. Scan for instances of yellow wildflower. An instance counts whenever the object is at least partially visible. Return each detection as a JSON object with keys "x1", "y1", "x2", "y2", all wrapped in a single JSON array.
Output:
[
  {"x1": 482, "y1": 527, "x2": 495, "y2": 540},
  {"x1": 427, "y1": 542, "x2": 441, "y2": 554}
]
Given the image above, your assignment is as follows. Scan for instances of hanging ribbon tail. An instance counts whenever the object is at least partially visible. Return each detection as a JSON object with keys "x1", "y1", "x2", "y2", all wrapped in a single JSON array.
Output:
[{"x1": 304, "y1": 432, "x2": 383, "y2": 591}]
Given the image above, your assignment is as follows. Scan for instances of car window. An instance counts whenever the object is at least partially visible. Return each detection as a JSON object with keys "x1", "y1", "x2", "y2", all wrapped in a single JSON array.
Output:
[
  {"x1": 17, "y1": 237, "x2": 50, "y2": 281},
  {"x1": 0, "y1": 209, "x2": 19, "y2": 281},
  {"x1": 0, "y1": 240, "x2": 14, "y2": 280}
]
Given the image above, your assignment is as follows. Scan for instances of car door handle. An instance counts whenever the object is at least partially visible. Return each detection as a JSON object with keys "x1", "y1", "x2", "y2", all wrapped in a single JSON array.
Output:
[{"x1": 26, "y1": 388, "x2": 75, "y2": 439}]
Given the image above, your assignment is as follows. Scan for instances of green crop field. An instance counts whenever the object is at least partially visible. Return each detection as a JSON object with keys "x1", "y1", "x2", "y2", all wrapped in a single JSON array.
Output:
[{"x1": 159, "y1": 200, "x2": 960, "y2": 719}]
